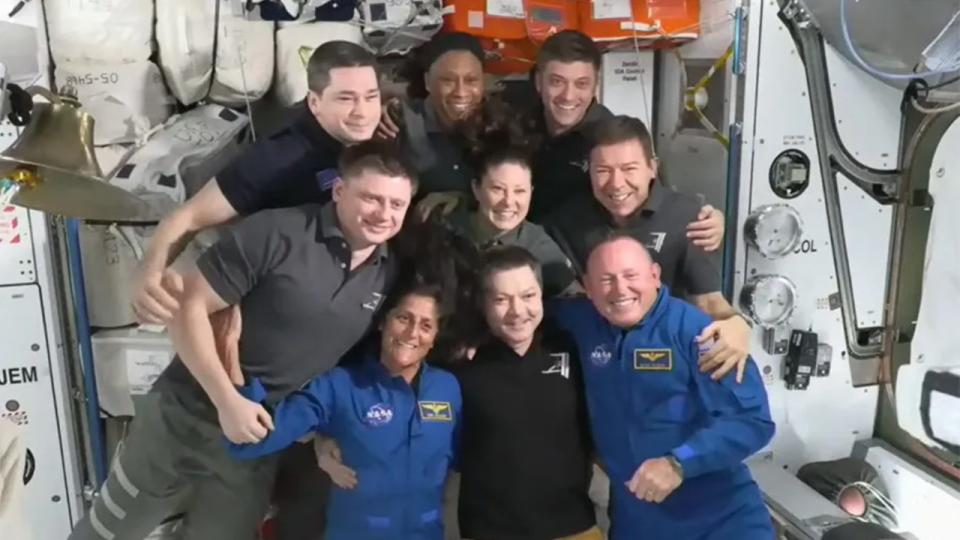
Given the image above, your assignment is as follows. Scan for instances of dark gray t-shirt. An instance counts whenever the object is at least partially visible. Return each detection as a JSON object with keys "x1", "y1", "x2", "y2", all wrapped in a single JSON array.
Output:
[
  {"x1": 546, "y1": 181, "x2": 720, "y2": 297},
  {"x1": 446, "y1": 209, "x2": 577, "y2": 296},
  {"x1": 156, "y1": 203, "x2": 396, "y2": 409}
]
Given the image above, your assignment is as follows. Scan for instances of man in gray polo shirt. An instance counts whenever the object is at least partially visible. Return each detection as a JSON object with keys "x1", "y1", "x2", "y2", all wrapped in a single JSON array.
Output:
[{"x1": 68, "y1": 140, "x2": 417, "y2": 540}]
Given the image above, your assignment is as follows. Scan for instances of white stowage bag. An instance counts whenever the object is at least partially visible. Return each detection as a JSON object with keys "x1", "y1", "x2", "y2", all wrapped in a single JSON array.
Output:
[
  {"x1": 82, "y1": 105, "x2": 249, "y2": 327},
  {"x1": 208, "y1": 13, "x2": 276, "y2": 105},
  {"x1": 46, "y1": 0, "x2": 154, "y2": 64},
  {"x1": 109, "y1": 104, "x2": 250, "y2": 209},
  {"x1": 275, "y1": 21, "x2": 365, "y2": 106},
  {"x1": 54, "y1": 61, "x2": 173, "y2": 146},
  {"x1": 156, "y1": 0, "x2": 275, "y2": 106}
]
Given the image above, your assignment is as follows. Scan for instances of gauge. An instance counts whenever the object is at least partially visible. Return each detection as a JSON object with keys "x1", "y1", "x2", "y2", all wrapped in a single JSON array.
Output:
[
  {"x1": 744, "y1": 204, "x2": 804, "y2": 259},
  {"x1": 739, "y1": 275, "x2": 798, "y2": 328},
  {"x1": 769, "y1": 149, "x2": 810, "y2": 199}
]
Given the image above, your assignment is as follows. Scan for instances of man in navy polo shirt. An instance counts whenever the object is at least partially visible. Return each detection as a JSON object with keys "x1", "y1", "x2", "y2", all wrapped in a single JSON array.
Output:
[{"x1": 131, "y1": 40, "x2": 381, "y2": 325}]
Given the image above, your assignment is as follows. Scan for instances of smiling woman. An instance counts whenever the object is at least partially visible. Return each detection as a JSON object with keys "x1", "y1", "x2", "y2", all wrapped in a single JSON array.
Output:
[{"x1": 226, "y1": 273, "x2": 462, "y2": 540}]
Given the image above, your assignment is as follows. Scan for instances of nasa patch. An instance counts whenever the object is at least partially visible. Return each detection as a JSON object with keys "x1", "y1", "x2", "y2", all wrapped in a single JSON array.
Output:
[
  {"x1": 364, "y1": 403, "x2": 394, "y2": 427},
  {"x1": 590, "y1": 344, "x2": 612, "y2": 367},
  {"x1": 316, "y1": 168, "x2": 341, "y2": 191}
]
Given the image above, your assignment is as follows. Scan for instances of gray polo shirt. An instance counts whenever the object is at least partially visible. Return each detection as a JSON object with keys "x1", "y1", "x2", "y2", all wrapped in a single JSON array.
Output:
[
  {"x1": 546, "y1": 181, "x2": 720, "y2": 297},
  {"x1": 155, "y1": 203, "x2": 396, "y2": 410},
  {"x1": 446, "y1": 209, "x2": 576, "y2": 296}
]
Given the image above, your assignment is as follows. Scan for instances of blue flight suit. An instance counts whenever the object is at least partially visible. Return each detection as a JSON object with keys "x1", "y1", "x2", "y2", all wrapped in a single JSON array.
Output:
[
  {"x1": 550, "y1": 287, "x2": 776, "y2": 540},
  {"x1": 228, "y1": 357, "x2": 462, "y2": 540}
]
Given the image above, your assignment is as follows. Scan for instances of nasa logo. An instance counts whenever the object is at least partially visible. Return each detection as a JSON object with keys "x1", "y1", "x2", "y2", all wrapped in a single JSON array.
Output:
[
  {"x1": 591, "y1": 344, "x2": 612, "y2": 367},
  {"x1": 364, "y1": 403, "x2": 394, "y2": 427}
]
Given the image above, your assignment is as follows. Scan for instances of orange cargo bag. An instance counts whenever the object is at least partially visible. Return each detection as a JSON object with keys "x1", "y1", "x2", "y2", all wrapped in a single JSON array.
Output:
[
  {"x1": 442, "y1": 0, "x2": 528, "y2": 40},
  {"x1": 579, "y1": 0, "x2": 700, "y2": 43}
]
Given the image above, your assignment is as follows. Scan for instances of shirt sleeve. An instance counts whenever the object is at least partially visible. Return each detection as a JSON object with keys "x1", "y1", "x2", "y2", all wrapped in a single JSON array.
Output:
[
  {"x1": 670, "y1": 339, "x2": 775, "y2": 479},
  {"x1": 529, "y1": 228, "x2": 578, "y2": 296},
  {"x1": 227, "y1": 374, "x2": 339, "y2": 460},
  {"x1": 195, "y1": 209, "x2": 294, "y2": 305},
  {"x1": 679, "y1": 221, "x2": 723, "y2": 296},
  {"x1": 215, "y1": 137, "x2": 307, "y2": 216}
]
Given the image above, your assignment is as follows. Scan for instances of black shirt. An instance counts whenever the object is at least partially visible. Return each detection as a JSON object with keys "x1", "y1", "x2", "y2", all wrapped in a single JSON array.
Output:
[
  {"x1": 216, "y1": 103, "x2": 342, "y2": 215},
  {"x1": 156, "y1": 204, "x2": 396, "y2": 412},
  {"x1": 449, "y1": 323, "x2": 594, "y2": 540},
  {"x1": 529, "y1": 102, "x2": 613, "y2": 223},
  {"x1": 547, "y1": 181, "x2": 721, "y2": 296}
]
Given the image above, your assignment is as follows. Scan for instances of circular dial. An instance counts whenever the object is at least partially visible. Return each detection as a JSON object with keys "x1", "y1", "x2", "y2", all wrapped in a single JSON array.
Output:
[
  {"x1": 739, "y1": 275, "x2": 798, "y2": 328},
  {"x1": 744, "y1": 204, "x2": 804, "y2": 259},
  {"x1": 769, "y1": 149, "x2": 810, "y2": 199}
]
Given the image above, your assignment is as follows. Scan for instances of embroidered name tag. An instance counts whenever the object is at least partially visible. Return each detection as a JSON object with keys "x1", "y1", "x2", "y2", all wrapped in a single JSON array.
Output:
[
  {"x1": 633, "y1": 348, "x2": 673, "y2": 371},
  {"x1": 418, "y1": 401, "x2": 453, "y2": 422}
]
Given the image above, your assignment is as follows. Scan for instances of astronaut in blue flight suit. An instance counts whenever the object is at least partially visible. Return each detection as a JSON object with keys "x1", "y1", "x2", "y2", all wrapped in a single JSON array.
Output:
[
  {"x1": 228, "y1": 282, "x2": 461, "y2": 540},
  {"x1": 551, "y1": 233, "x2": 776, "y2": 540}
]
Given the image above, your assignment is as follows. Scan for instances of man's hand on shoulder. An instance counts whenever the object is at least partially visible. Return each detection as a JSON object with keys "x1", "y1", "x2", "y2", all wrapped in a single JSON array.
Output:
[
  {"x1": 696, "y1": 315, "x2": 751, "y2": 383},
  {"x1": 375, "y1": 97, "x2": 402, "y2": 140},
  {"x1": 131, "y1": 266, "x2": 184, "y2": 324},
  {"x1": 686, "y1": 204, "x2": 724, "y2": 252}
]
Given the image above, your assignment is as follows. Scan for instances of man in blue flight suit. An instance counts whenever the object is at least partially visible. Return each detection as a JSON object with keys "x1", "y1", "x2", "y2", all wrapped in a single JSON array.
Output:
[{"x1": 551, "y1": 233, "x2": 776, "y2": 540}]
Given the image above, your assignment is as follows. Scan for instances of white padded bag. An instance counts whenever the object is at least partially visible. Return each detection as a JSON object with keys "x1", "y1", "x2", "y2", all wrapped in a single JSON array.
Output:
[
  {"x1": 358, "y1": 0, "x2": 443, "y2": 56},
  {"x1": 109, "y1": 104, "x2": 250, "y2": 211},
  {"x1": 156, "y1": 0, "x2": 275, "y2": 106},
  {"x1": 54, "y1": 61, "x2": 173, "y2": 146},
  {"x1": 209, "y1": 11, "x2": 276, "y2": 104},
  {"x1": 275, "y1": 21, "x2": 365, "y2": 106},
  {"x1": 46, "y1": 0, "x2": 153, "y2": 64}
]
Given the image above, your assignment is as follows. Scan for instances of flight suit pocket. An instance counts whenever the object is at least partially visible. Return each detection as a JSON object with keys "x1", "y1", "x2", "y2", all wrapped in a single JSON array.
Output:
[{"x1": 723, "y1": 377, "x2": 762, "y2": 410}]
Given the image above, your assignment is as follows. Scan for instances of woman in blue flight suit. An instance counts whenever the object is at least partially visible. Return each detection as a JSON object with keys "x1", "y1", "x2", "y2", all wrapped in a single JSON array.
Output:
[{"x1": 228, "y1": 277, "x2": 461, "y2": 540}]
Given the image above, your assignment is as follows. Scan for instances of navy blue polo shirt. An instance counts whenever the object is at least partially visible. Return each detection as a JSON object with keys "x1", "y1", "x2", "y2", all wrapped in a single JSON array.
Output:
[{"x1": 216, "y1": 103, "x2": 342, "y2": 215}]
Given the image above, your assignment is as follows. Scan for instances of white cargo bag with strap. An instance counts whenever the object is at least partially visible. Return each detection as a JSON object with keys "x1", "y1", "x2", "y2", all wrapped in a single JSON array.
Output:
[
  {"x1": 156, "y1": 0, "x2": 275, "y2": 106},
  {"x1": 275, "y1": 21, "x2": 365, "y2": 106},
  {"x1": 82, "y1": 105, "x2": 248, "y2": 327},
  {"x1": 357, "y1": 0, "x2": 444, "y2": 56},
  {"x1": 109, "y1": 104, "x2": 250, "y2": 212},
  {"x1": 46, "y1": 0, "x2": 154, "y2": 63},
  {"x1": 54, "y1": 61, "x2": 172, "y2": 146}
]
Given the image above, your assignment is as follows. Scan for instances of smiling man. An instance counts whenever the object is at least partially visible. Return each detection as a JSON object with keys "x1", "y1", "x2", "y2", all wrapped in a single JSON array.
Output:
[
  {"x1": 549, "y1": 115, "x2": 752, "y2": 379},
  {"x1": 132, "y1": 41, "x2": 382, "y2": 325},
  {"x1": 551, "y1": 234, "x2": 775, "y2": 540},
  {"x1": 70, "y1": 141, "x2": 416, "y2": 540}
]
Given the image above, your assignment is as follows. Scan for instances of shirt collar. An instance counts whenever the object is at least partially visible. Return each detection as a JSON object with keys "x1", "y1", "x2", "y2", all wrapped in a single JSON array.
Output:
[
  {"x1": 421, "y1": 98, "x2": 446, "y2": 134},
  {"x1": 542, "y1": 101, "x2": 613, "y2": 140},
  {"x1": 478, "y1": 330, "x2": 543, "y2": 361},
  {"x1": 295, "y1": 101, "x2": 343, "y2": 152},
  {"x1": 448, "y1": 209, "x2": 525, "y2": 248},
  {"x1": 364, "y1": 353, "x2": 426, "y2": 392},
  {"x1": 318, "y1": 203, "x2": 390, "y2": 263},
  {"x1": 592, "y1": 179, "x2": 667, "y2": 227}
]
